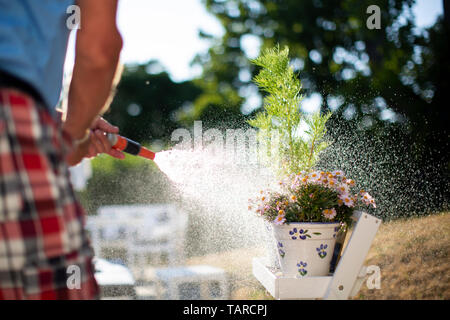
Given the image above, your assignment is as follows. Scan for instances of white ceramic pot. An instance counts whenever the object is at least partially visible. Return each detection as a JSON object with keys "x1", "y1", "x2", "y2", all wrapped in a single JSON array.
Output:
[{"x1": 272, "y1": 222, "x2": 340, "y2": 277}]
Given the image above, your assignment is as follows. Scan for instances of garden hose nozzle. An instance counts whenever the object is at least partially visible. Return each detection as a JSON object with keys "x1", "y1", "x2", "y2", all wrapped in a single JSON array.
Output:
[{"x1": 107, "y1": 133, "x2": 156, "y2": 161}]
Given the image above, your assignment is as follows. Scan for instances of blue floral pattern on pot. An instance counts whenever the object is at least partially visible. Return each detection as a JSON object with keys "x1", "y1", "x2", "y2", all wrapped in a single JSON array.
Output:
[
  {"x1": 288, "y1": 228, "x2": 311, "y2": 240},
  {"x1": 333, "y1": 226, "x2": 339, "y2": 238},
  {"x1": 297, "y1": 261, "x2": 307, "y2": 276},
  {"x1": 316, "y1": 244, "x2": 328, "y2": 259},
  {"x1": 277, "y1": 242, "x2": 285, "y2": 258}
]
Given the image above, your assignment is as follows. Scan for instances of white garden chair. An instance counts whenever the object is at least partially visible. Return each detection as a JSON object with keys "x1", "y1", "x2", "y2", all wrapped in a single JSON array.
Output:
[
  {"x1": 252, "y1": 210, "x2": 381, "y2": 299},
  {"x1": 85, "y1": 215, "x2": 130, "y2": 258},
  {"x1": 124, "y1": 204, "x2": 188, "y2": 268},
  {"x1": 86, "y1": 204, "x2": 188, "y2": 269}
]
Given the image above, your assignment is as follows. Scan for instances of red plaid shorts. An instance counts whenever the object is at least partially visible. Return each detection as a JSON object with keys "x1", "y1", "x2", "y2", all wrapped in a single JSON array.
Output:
[{"x1": 0, "y1": 88, "x2": 99, "y2": 299}]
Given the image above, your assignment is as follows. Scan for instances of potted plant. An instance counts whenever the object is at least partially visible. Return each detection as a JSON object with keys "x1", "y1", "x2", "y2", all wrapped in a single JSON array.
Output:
[
  {"x1": 248, "y1": 46, "x2": 376, "y2": 277},
  {"x1": 249, "y1": 170, "x2": 376, "y2": 277}
]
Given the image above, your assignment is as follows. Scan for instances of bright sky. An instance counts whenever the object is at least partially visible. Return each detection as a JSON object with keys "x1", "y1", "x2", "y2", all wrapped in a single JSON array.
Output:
[
  {"x1": 65, "y1": 0, "x2": 444, "y2": 112},
  {"x1": 65, "y1": 0, "x2": 224, "y2": 82},
  {"x1": 116, "y1": 0, "x2": 223, "y2": 81},
  {"x1": 413, "y1": 0, "x2": 444, "y2": 27}
]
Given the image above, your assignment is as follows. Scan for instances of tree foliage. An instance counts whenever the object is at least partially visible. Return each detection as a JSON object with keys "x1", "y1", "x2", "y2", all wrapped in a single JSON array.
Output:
[{"x1": 104, "y1": 60, "x2": 202, "y2": 144}]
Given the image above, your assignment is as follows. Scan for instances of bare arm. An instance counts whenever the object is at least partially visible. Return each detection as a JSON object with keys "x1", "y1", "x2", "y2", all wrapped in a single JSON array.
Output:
[{"x1": 63, "y1": 0, "x2": 123, "y2": 140}]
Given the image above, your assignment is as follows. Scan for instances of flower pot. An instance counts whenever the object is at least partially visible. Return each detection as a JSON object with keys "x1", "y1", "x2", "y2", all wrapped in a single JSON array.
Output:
[{"x1": 272, "y1": 222, "x2": 340, "y2": 277}]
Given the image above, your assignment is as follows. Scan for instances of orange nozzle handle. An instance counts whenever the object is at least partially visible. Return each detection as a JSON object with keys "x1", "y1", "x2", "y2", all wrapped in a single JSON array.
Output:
[
  {"x1": 107, "y1": 133, "x2": 155, "y2": 160},
  {"x1": 138, "y1": 147, "x2": 156, "y2": 160}
]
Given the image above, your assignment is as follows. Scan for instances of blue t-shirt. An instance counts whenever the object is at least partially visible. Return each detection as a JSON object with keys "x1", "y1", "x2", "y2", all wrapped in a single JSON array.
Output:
[{"x1": 0, "y1": 0, "x2": 74, "y2": 111}]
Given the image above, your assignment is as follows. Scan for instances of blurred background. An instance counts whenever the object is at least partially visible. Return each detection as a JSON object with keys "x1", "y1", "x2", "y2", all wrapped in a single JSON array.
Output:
[
  {"x1": 64, "y1": 0, "x2": 449, "y2": 299},
  {"x1": 69, "y1": 0, "x2": 448, "y2": 220}
]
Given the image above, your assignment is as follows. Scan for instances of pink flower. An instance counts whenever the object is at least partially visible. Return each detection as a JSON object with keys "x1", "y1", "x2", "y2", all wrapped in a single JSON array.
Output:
[
  {"x1": 309, "y1": 171, "x2": 320, "y2": 181},
  {"x1": 337, "y1": 184, "x2": 349, "y2": 195},
  {"x1": 332, "y1": 170, "x2": 344, "y2": 177},
  {"x1": 346, "y1": 179, "x2": 355, "y2": 186},
  {"x1": 339, "y1": 193, "x2": 355, "y2": 208},
  {"x1": 257, "y1": 205, "x2": 266, "y2": 214},
  {"x1": 322, "y1": 208, "x2": 337, "y2": 220},
  {"x1": 273, "y1": 214, "x2": 286, "y2": 225},
  {"x1": 327, "y1": 178, "x2": 337, "y2": 188},
  {"x1": 360, "y1": 191, "x2": 376, "y2": 208}
]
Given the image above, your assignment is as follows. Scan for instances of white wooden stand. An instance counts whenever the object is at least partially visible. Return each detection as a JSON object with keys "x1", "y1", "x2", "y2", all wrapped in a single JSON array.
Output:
[{"x1": 252, "y1": 211, "x2": 381, "y2": 300}]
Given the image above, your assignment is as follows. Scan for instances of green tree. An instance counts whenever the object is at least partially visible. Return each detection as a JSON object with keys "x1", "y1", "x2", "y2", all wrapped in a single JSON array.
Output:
[{"x1": 104, "y1": 60, "x2": 202, "y2": 144}]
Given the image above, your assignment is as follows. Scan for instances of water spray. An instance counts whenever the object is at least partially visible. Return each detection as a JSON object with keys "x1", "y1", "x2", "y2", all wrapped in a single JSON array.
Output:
[{"x1": 107, "y1": 133, "x2": 156, "y2": 160}]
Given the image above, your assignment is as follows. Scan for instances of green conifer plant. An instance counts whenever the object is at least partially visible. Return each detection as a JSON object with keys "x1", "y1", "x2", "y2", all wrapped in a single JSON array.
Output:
[{"x1": 248, "y1": 45, "x2": 331, "y2": 177}]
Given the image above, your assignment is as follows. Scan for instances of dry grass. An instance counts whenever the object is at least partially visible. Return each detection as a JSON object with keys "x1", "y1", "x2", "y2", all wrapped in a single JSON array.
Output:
[
  {"x1": 186, "y1": 212, "x2": 450, "y2": 300},
  {"x1": 355, "y1": 212, "x2": 450, "y2": 300},
  {"x1": 186, "y1": 246, "x2": 273, "y2": 299}
]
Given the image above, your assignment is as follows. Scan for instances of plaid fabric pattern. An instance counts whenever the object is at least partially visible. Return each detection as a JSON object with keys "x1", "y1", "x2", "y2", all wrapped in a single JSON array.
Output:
[{"x1": 0, "y1": 88, "x2": 99, "y2": 299}]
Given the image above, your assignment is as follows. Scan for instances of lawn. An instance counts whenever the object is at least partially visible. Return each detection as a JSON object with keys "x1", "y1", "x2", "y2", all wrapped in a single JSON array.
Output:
[{"x1": 186, "y1": 212, "x2": 450, "y2": 300}]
